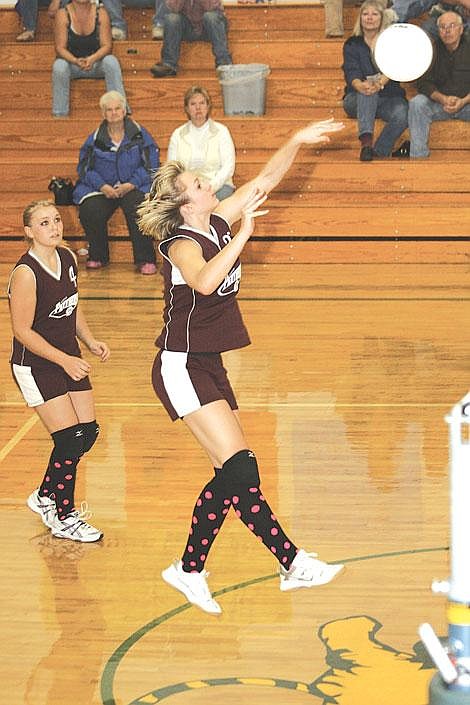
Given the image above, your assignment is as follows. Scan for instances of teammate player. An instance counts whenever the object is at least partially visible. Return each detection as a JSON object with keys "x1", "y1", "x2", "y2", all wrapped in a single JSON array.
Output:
[
  {"x1": 8, "y1": 200, "x2": 110, "y2": 542},
  {"x1": 137, "y1": 118, "x2": 345, "y2": 614}
]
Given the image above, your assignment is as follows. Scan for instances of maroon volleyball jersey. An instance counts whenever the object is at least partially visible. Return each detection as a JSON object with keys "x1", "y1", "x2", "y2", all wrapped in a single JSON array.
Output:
[
  {"x1": 157, "y1": 213, "x2": 250, "y2": 353},
  {"x1": 9, "y1": 247, "x2": 81, "y2": 367}
]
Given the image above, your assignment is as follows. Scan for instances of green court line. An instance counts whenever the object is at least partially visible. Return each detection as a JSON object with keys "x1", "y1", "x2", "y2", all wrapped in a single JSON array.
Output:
[{"x1": 100, "y1": 545, "x2": 448, "y2": 705}]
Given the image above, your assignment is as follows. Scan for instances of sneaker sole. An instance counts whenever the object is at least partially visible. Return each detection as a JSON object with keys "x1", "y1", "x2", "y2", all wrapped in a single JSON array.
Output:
[
  {"x1": 161, "y1": 565, "x2": 221, "y2": 615},
  {"x1": 51, "y1": 529, "x2": 103, "y2": 543},
  {"x1": 280, "y1": 563, "x2": 344, "y2": 592},
  {"x1": 27, "y1": 492, "x2": 56, "y2": 529}
]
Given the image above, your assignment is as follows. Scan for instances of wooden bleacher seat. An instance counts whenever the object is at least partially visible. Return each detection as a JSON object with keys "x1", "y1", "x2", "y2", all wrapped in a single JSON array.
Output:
[{"x1": 0, "y1": 3, "x2": 468, "y2": 264}]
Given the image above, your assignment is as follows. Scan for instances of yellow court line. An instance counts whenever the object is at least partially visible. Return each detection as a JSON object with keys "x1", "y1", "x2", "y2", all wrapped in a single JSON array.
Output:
[
  {"x1": 0, "y1": 414, "x2": 39, "y2": 463},
  {"x1": 0, "y1": 401, "x2": 453, "y2": 409}
]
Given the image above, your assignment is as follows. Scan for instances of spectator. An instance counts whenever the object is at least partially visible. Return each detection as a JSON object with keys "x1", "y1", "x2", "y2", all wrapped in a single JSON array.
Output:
[
  {"x1": 52, "y1": 0, "x2": 127, "y2": 117},
  {"x1": 342, "y1": 0, "x2": 409, "y2": 161},
  {"x1": 73, "y1": 90, "x2": 160, "y2": 274},
  {"x1": 101, "y1": 0, "x2": 168, "y2": 40},
  {"x1": 391, "y1": 0, "x2": 470, "y2": 37},
  {"x1": 409, "y1": 11, "x2": 470, "y2": 158},
  {"x1": 324, "y1": 0, "x2": 381, "y2": 39},
  {"x1": 15, "y1": 0, "x2": 60, "y2": 41},
  {"x1": 150, "y1": 0, "x2": 232, "y2": 78},
  {"x1": 168, "y1": 86, "x2": 235, "y2": 201}
]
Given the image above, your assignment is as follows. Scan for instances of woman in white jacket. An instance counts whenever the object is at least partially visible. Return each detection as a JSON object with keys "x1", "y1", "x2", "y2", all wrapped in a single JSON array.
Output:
[{"x1": 167, "y1": 86, "x2": 235, "y2": 200}]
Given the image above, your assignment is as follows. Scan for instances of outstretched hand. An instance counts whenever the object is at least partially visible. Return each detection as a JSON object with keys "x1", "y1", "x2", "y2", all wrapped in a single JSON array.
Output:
[
  {"x1": 295, "y1": 117, "x2": 345, "y2": 146},
  {"x1": 238, "y1": 188, "x2": 269, "y2": 240}
]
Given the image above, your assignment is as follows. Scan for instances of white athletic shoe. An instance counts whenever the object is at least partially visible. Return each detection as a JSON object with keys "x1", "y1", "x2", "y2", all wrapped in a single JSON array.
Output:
[
  {"x1": 51, "y1": 502, "x2": 103, "y2": 543},
  {"x1": 280, "y1": 549, "x2": 344, "y2": 592},
  {"x1": 162, "y1": 560, "x2": 222, "y2": 614},
  {"x1": 27, "y1": 489, "x2": 57, "y2": 529}
]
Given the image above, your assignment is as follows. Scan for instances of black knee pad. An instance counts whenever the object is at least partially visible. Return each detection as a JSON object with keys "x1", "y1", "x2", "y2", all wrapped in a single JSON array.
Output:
[
  {"x1": 219, "y1": 449, "x2": 260, "y2": 495},
  {"x1": 51, "y1": 424, "x2": 84, "y2": 460},
  {"x1": 81, "y1": 420, "x2": 100, "y2": 454}
]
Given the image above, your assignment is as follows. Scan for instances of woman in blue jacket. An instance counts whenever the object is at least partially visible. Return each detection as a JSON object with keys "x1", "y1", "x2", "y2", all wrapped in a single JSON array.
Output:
[
  {"x1": 74, "y1": 91, "x2": 160, "y2": 274},
  {"x1": 342, "y1": 0, "x2": 409, "y2": 162}
]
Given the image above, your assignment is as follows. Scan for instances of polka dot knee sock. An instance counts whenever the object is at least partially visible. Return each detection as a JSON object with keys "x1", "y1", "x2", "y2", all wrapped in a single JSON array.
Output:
[
  {"x1": 39, "y1": 425, "x2": 83, "y2": 520},
  {"x1": 232, "y1": 487, "x2": 298, "y2": 568},
  {"x1": 181, "y1": 469, "x2": 231, "y2": 573},
  {"x1": 220, "y1": 450, "x2": 298, "y2": 569}
]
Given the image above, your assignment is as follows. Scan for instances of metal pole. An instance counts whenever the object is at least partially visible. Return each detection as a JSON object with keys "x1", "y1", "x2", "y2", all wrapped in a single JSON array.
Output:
[{"x1": 420, "y1": 392, "x2": 470, "y2": 704}]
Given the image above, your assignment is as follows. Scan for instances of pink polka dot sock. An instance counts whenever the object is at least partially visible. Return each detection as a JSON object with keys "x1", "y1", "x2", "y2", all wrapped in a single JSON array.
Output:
[
  {"x1": 181, "y1": 468, "x2": 230, "y2": 573},
  {"x1": 220, "y1": 450, "x2": 298, "y2": 568},
  {"x1": 39, "y1": 425, "x2": 82, "y2": 520},
  {"x1": 232, "y1": 486, "x2": 297, "y2": 568}
]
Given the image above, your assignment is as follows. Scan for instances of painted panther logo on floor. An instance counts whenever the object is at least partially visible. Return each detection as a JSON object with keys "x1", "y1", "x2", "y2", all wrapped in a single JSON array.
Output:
[{"x1": 124, "y1": 614, "x2": 435, "y2": 704}]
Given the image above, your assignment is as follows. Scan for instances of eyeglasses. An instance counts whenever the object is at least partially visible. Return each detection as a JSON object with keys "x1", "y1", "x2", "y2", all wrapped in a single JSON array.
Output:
[{"x1": 438, "y1": 22, "x2": 462, "y2": 31}]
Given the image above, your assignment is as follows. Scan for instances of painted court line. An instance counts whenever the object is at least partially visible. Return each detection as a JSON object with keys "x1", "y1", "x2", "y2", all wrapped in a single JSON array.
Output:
[
  {"x1": 0, "y1": 414, "x2": 39, "y2": 463},
  {"x1": 0, "y1": 401, "x2": 452, "y2": 409}
]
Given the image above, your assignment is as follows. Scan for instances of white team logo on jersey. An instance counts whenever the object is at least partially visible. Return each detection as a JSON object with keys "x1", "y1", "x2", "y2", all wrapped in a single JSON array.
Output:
[
  {"x1": 217, "y1": 263, "x2": 241, "y2": 296},
  {"x1": 69, "y1": 265, "x2": 77, "y2": 287},
  {"x1": 49, "y1": 293, "x2": 78, "y2": 318}
]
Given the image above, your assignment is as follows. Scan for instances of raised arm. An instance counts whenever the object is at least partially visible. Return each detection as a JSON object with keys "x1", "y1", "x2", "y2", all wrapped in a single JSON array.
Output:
[
  {"x1": 215, "y1": 118, "x2": 344, "y2": 225},
  {"x1": 169, "y1": 189, "x2": 267, "y2": 295}
]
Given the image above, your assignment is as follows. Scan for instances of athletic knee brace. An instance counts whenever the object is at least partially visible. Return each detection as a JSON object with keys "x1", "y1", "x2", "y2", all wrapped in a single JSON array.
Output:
[
  {"x1": 81, "y1": 420, "x2": 100, "y2": 454},
  {"x1": 51, "y1": 424, "x2": 84, "y2": 460},
  {"x1": 219, "y1": 449, "x2": 260, "y2": 495}
]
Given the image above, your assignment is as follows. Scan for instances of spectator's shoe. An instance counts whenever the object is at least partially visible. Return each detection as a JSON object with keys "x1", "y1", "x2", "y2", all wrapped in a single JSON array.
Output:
[
  {"x1": 150, "y1": 63, "x2": 177, "y2": 78},
  {"x1": 152, "y1": 25, "x2": 164, "y2": 39},
  {"x1": 391, "y1": 140, "x2": 410, "y2": 158},
  {"x1": 359, "y1": 146, "x2": 374, "y2": 162},
  {"x1": 139, "y1": 262, "x2": 157, "y2": 275},
  {"x1": 86, "y1": 260, "x2": 103, "y2": 269},
  {"x1": 16, "y1": 30, "x2": 35, "y2": 42},
  {"x1": 325, "y1": 32, "x2": 344, "y2": 38},
  {"x1": 162, "y1": 560, "x2": 222, "y2": 614},
  {"x1": 111, "y1": 27, "x2": 127, "y2": 40},
  {"x1": 51, "y1": 503, "x2": 103, "y2": 543},
  {"x1": 27, "y1": 489, "x2": 57, "y2": 529},
  {"x1": 280, "y1": 549, "x2": 344, "y2": 592}
]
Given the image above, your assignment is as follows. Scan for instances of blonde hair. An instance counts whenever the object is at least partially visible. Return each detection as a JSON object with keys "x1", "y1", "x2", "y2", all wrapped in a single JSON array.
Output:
[
  {"x1": 353, "y1": 0, "x2": 394, "y2": 36},
  {"x1": 22, "y1": 199, "x2": 58, "y2": 241},
  {"x1": 137, "y1": 161, "x2": 190, "y2": 242},
  {"x1": 183, "y1": 86, "x2": 212, "y2": 119},
  {"x1": 99, "y1": 90, "x2": 126, "y2": 114}
]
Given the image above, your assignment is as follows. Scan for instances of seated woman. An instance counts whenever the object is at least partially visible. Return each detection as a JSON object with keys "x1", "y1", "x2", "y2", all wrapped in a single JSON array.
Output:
[
  {"x1": 52, "y1": 0, "x2": 127, "y2": 117},
  {"x1": 73, "y1": 90, "x2": 159, "y2": 274},
  {"x1": 342, "y1": 0, "x2": 409, "y2": 161},
  {"x1": 168, "y1": 86, "x2": 236, "y2": 201}
]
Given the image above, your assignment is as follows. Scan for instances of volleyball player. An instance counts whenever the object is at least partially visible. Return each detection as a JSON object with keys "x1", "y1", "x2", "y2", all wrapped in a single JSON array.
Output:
[
  {"x1": 137, "y1": 119, "x2": 345, "y2": 614},
  {"x1": 8, "y1": 200, "x2": 110, "y2": 542}
]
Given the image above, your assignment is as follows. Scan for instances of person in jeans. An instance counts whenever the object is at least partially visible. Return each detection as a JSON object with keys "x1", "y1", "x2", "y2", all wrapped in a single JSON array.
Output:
[
  {"x1": 73, "y1": 91, "x2": 159, "y2": 273},
  {"x1": 342, "y1": 0, "x2": 409, "y2": 161},
  {"x1": 99, "y1": 0, "x2": 168, "y2": 40},
  {"x1": 52, "y1": 0, "x2": 127, "y2": 117},
  {"x1": 15, "y1": 0, "x2": 60, "y2": 41},
  {"x1": 150, "y1": 0, "x2": 232, "y2": 78},
  {"x1": 168, "y1": 86, "x2": 236, "y2": 201},
  {"x1": 409, "y1": 11, "x2": 470, "y2": 158}
]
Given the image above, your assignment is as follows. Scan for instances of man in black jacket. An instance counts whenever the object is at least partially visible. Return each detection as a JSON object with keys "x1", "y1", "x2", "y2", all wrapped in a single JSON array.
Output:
[{"x1": 408, "y1": 10, "x2": 470, "y2": 157}]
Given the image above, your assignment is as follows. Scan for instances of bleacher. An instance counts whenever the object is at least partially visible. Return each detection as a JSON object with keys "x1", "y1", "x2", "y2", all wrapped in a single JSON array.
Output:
[{"x1": 0, "y1": 2, "x2": 469, "y2": 264}]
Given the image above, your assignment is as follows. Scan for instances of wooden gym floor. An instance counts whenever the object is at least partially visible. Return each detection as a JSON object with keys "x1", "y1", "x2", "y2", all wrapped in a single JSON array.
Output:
[{"x1": 0, "y1": 260, "x2": 468, "y2": 705}]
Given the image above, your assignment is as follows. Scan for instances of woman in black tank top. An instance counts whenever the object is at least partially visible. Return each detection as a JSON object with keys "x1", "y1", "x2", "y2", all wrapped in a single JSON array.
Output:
[
  {"x1": 52, "y1": 0, "x2": 127, "y2": 117},
  {"x1": 136, "y1": 119, "x2": 346, "y2": 615}
]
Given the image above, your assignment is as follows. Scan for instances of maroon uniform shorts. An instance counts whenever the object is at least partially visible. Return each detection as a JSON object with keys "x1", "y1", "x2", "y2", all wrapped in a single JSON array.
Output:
[
  {"x1": 11, "y1": 361, "x2": 92, "y2": 407},
  {"x1": 152, "y1": 350, "x2": 238, "y2": 421}
]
